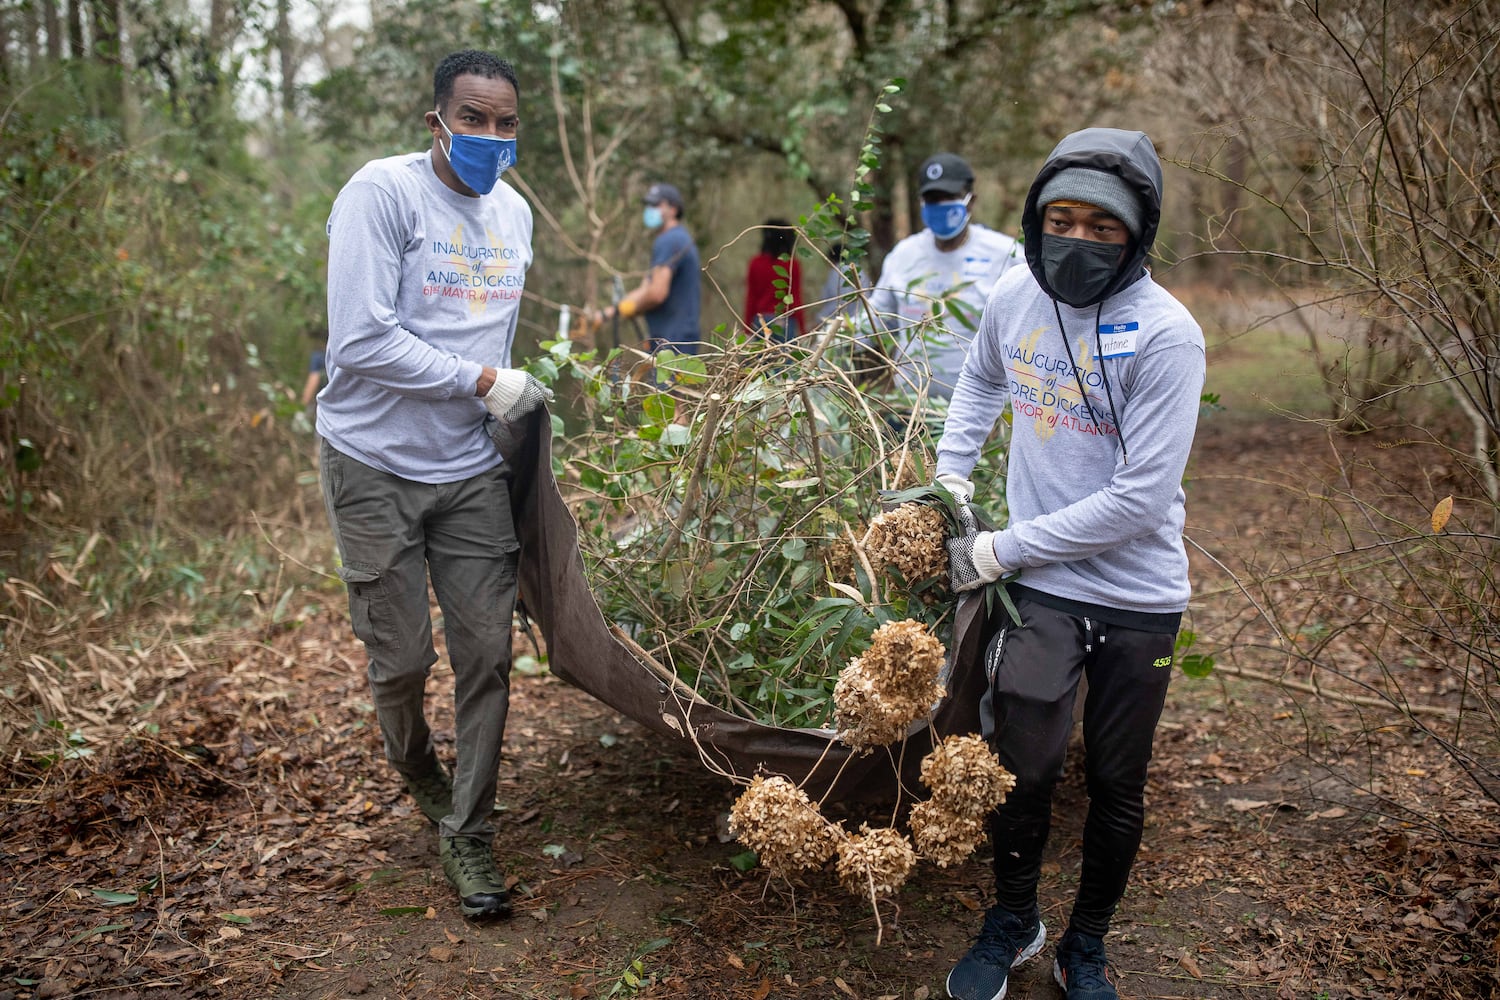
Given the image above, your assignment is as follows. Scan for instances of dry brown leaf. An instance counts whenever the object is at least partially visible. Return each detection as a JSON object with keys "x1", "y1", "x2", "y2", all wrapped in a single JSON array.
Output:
[
  {"x1": 1178, "y1": 950, "x2": 1203, "y2": 978},
  {"x1": 1430, "y1": 494, "x2": 1453, "y2": 533},
  {"x1": 1226, "y1": 798, "x2": 1272, "y2": 812},
  {"x1": 752, "y1": 979, "x2": 771, "y2": 1000}
]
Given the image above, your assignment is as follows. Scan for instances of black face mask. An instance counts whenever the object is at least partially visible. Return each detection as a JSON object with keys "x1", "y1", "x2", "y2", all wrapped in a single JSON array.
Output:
[{"x1": 1039, "y1": 234, "x2": 1126, "y2": 307}]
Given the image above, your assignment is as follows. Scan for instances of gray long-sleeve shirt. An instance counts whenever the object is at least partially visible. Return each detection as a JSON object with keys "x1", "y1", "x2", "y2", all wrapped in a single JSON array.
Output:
[
  {"x1": 318, "y1": 151, "x2": 534, "y2": 482},
  {"x1": 936, "y1": 265, "x2": 1205, "y2": 614}
]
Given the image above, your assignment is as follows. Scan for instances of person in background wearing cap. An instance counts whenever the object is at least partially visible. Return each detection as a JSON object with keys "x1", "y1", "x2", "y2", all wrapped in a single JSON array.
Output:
[
  {"x1": 935, "y1": 128, "x2": 1205, "y2": 1000},
  {"x1": 597, "y1": 181, "x2": 702, "y2": 356},
  {"x1": 318, "y1": 50, "x2": 553, "y2": 922},
  {"x1": 862, "y1": 152, "x2": 1022, "y2": 402}
]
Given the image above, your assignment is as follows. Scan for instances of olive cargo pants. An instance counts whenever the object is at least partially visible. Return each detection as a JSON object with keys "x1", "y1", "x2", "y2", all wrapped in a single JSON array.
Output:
[{"x1": 320, "y1": 438, "x2": 520, "y2": 842}]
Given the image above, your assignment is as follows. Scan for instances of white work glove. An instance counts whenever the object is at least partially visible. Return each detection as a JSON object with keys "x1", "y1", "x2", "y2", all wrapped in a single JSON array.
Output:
[
  {"x1": 946, "y1": 530, "x2": 1004, "y2": 593},
  {"x1": 484, "y1": 369, "x2": 554, "y2": 424},
  {"x1": 936, "y1": 473, "x2": 977, "y2": 535},
  {"x1": 484, "y1": 370, "x2": 553, "y2": 459}
]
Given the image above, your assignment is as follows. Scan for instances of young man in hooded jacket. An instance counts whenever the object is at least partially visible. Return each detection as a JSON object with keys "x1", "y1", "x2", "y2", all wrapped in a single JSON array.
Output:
[{"x1": 935, "y1": 128, "x2": 1206, "y2": 1000}]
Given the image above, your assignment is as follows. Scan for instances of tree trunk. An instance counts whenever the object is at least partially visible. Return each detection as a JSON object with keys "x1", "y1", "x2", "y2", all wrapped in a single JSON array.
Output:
[
  {"x1": 276, "y1": 0, "x2": 295, "y2": 123},
  {"x1": 22, "y1": 0, "x2": 40, "y2": 69},
  {"x1": 88, "y1": 0, "x2": 118, "y2": 64},
  {"x1": 41, "y1": 0, "x2": 61, "y2": 61},
  {"x1": 117, "y1": 0, "x2": 138, "y2": 143},
  {"x1": 85, "y1": 0, "x2": 124, "y2": 128},
  {"x1": 0, "y1": 5, "x2": 10, "y2": 83},
  {"x1": 207, "y1": 0, "x2": 231, "y2": 51},
  {"x1": 66, "y1": 0, "x2": 83, "y2": 60}
]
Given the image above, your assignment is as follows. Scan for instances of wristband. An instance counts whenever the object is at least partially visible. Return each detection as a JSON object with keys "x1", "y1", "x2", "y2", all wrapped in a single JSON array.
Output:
[{"x1": 618, "y1": 298, "x2": 639, "y2": 319}]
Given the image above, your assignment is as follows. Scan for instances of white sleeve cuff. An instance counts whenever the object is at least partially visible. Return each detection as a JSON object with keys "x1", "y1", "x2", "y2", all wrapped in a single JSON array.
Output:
[{"x1": 973, "y1": 532, "x2": 1004, "y2": 581}]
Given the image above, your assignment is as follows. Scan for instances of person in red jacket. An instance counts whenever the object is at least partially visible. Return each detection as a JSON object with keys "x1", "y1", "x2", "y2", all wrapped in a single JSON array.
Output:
[{"x1": 743, "y1": 219, "x2": 805, "y2": 341}]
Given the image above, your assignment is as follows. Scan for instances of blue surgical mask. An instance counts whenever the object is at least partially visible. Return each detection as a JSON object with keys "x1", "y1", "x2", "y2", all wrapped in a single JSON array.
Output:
[
  {"x1": 436, "y1": 112, "x2": 516, "y2": 196},
  {"x1": 921, "y1": 194, "x2": 972, "y2": 240},
  {"x1": 642, "y1": 205, "x2": 664, "y2": 230}
]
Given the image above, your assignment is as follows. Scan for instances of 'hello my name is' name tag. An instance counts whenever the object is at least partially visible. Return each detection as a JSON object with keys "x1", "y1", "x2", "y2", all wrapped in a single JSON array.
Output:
[{"x1": 1097, "y1": 321, "x2": 1139, "y2": 359}]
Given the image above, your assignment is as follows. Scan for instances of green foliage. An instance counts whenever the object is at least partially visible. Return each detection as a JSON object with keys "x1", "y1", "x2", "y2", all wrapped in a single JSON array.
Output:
[
  {"x1": 799, "y1": 79, "x2": 903, "y2": 272},
  {"x1": 1174, "y1": 629, "x2": 1215, "y2": 678},
  {"x1": 604, "y1": 938, "x2": 672, "y2": 997},
  {"x1": 0, "y1": 52, "x2": 336, "y2": 640},
  {"x1": 533, "y1": 315, "x2": 1008, "y2": 727}
]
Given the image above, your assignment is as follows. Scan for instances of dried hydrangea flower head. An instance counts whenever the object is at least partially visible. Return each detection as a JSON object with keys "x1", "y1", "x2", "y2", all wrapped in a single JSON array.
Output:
[
  {"x1": 824, "y1": 537, "x2": 855, "y2": 584},
  {"x1": 862, "y1": 619, "x2": 947, "y2": 698},
  {"x1": 832, "y1": 660, "x2": 916, "y2": 751},
  {"x1": 908, "y1": 799, "x2": 986, "y2": 867},
  {"x1": 835, "y1": 823, "x2": 916, "y2": 898},
  {"x1": 890, "y1": 452, "x2": 925, "y2": 491},
  {"x1": 920, "y1": 734, "x2": 1016, "y2": 817},
  {"x1": 727, "y1": 775, "x2": 839, "y2": 877},
  {"x1": 863, "y1": 503, "x2": 949, "y2": 588},
  {"x1": 833, "y1": 620, "x2": 947, "y2": 751}
]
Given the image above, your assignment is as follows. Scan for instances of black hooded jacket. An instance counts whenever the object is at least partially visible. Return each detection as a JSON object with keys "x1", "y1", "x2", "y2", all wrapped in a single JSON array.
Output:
[{"x1": 1021, "y1": 127, "x2": 1165, "y2": 305}]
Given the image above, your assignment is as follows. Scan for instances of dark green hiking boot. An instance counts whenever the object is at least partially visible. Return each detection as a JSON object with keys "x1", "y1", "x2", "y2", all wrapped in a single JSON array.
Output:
[
  {"x1": 402, "y1": 761, "x2": 453, "y2": 827},
  {"x1": 440, "y1": 836, "x2": 513, "y2": 920}
]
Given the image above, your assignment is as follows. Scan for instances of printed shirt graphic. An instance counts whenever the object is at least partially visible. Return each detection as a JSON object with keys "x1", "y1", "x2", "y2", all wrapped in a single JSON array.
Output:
[
  {"x1": 319, "y1": 151, "x2": 535, "y2": 483},
  {"x1": 1004, "y1": 325, "x2": 1116, "y2": 443},
  {"x1": 425, "y1": 224, "x2": 529, "y2": 311}
]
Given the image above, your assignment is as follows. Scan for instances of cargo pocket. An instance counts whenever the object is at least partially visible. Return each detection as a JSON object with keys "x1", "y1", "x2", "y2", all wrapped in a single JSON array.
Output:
[{"x1": 337, "y1": 564, "x2": 397, "y2": 649}]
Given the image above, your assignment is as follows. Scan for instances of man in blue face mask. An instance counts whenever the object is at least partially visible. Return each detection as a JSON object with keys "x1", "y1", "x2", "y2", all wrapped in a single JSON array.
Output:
[
  {"x1": 935, "y1": 128, "x2": 1206, "y2": 1000},
  {"x1": 319, "y1": 49, "x2": 552, "y2": 923},
  {"x1": 862, "y1": 152, "x2": 1023, "y2": 403},
  {"x1": 596, "y1": 181, "x2": 702, "y2": 358}
]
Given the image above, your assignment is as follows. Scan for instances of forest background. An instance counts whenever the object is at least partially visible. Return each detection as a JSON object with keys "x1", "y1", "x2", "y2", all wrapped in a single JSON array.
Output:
[{"x1": 0, "y1": 1, "x2": 1497, "y2": 998}]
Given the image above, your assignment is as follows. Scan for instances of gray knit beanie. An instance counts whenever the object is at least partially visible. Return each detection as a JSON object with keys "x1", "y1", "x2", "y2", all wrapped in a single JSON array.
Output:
[{"x1": 1036, "y1": 167, "x2": 1144, "y2": 239}]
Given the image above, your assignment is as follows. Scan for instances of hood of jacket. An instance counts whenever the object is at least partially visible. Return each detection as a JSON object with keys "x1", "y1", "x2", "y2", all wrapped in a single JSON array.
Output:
[{"x1": 1021, "y1": 127, "x2": 1164, "y2": 305}]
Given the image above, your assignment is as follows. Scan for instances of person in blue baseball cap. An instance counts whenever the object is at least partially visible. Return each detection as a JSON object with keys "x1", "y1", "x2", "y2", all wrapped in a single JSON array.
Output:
[
  {"x1": 597, "y1": 180, "x2": 702, "y2": 357},
  {"x1": 861, "y1": 151, "x2": 1024, "y2": 403}
]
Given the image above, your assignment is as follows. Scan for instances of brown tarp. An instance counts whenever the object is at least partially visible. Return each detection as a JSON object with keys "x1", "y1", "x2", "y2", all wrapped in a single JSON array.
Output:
[{"x1": 506, "y1": 408, "x2": 989, "y2": 803}]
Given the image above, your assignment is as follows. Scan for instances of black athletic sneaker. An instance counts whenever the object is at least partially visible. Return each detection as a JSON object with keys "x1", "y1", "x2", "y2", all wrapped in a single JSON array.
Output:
[
  {"x1": 946, "y1": 904, "x2": 1047, "y2": 1000},
  {"x1": 440, "y1": 836, "x2": 513, "y2": 920},
  {"x1": 1052, "y1": 929, "x2": 1119, "y2": 999}
]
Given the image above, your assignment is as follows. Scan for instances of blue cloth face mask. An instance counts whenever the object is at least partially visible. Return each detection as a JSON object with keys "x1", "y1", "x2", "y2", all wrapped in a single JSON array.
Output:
[
  {"x1": 642, "y1": 205, "x2": 665, "y2": 230},
  {"x1": 436, "y1": 112, "x2": 516, "y2": 196},
  {"x1": 921, "y1": 194, "x2": 971, "y2": 240}
]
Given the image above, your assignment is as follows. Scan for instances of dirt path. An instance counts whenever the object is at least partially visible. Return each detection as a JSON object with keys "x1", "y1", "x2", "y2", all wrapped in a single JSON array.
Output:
[{"x1": 2, "y1": 414, "x2": 1496, "y2": 1000}]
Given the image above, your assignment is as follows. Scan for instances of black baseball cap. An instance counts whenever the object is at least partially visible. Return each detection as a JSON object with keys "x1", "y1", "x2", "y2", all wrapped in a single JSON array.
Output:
[
  {"x1": 917, "y1": 153, "x2": 975, "y2": 197},
  {"x1": 642, "y1": 182, "x2": 684, "y2": 210}
]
